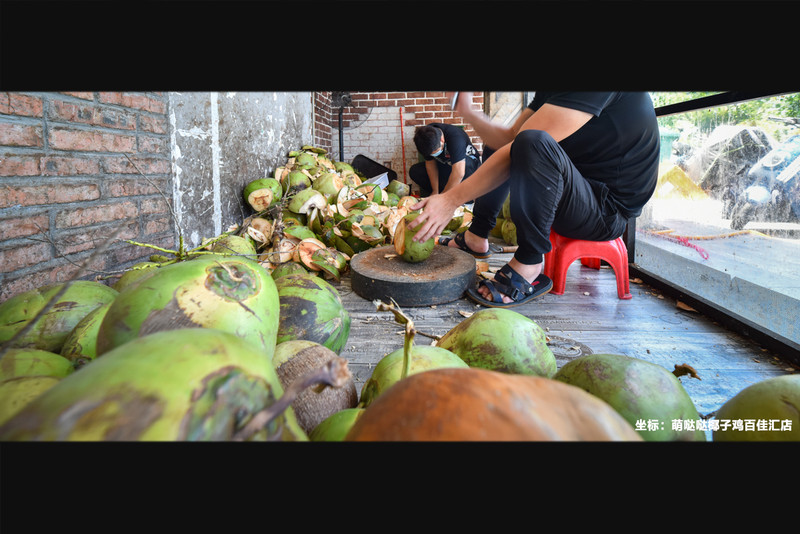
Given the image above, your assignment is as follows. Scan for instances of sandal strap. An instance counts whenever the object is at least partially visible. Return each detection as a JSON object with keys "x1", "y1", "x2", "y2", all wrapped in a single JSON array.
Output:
[
  {"x1": 454, "y1": 231, "x2": 471, "y2": 252},
  {"x1": 478, "y1": 278, "x2": 506, "y2": 302},
  {"x1": 492, "y1": 264, "x2": 539, "y2": 301}
]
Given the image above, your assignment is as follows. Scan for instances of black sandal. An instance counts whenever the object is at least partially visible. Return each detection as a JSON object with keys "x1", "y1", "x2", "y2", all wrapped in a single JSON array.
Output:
[
  {"x1": 438, "y1": 231, "x2": 502, "y2": 259},
  {"x1": 466, "y1": 264, "x2": 552, "y2": 308}
]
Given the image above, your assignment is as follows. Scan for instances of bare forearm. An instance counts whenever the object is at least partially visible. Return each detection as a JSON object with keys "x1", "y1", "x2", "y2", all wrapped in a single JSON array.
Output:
[
  {"x1": 442, "y1": 161, "x2": 466, "y2": 193},
  {"x1": 426, "y1": 160, "x2": 440, "y2": 194},
  {"x1": 455, "y1": 93, "x2": 521, "y2": 150}
]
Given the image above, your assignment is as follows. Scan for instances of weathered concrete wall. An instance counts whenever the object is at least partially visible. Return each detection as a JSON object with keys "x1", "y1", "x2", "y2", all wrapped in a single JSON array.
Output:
[{"x1": 168, "y1": 92, "x2": 314, "y2": 247}]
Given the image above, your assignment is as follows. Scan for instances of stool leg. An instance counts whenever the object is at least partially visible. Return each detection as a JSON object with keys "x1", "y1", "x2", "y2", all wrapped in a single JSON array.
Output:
[{"x1": 612, "y1": 238, "x2": 632, "y2": 299}]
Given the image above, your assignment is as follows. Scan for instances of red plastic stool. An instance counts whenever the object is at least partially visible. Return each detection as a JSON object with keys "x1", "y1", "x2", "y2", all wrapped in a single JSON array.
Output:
[{"x1": 543, "y1": 230, "x2": 632, "y2": 299}]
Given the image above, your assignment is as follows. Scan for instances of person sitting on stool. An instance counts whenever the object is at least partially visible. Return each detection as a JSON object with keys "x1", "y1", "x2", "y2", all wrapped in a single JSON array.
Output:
[{"x1": 409, "y1": 123, "x2": 482, "y2": 197}]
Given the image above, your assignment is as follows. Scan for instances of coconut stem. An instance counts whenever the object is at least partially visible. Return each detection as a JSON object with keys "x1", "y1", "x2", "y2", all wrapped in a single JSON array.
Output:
[
  {"x1": 232, "y1": 356, "x2": 352, "y2": 441},
  {"x1": 374, "y1": 299, "x2": 415, "y2": 380}
]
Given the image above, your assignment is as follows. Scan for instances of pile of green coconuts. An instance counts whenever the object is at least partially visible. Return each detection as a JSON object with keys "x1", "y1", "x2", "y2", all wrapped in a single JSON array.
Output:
[{"x1": 0, "y1": 145, "x2": 796, "y2": 441}]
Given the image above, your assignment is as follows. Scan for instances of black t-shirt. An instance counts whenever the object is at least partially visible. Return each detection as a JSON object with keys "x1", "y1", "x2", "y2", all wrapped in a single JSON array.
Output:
[
  {"x1": 528, "y1": 92, "x2": 660, "y2": 218},
  {"x1": 423, "y1": 122, "x2": 480, "y2": 167}
]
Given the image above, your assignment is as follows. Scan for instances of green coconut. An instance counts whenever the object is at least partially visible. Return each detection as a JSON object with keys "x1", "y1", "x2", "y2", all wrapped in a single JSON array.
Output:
[
  {"x1": 490, "y1": 217, "x2": 505, "y2": 239},
  {"x1": 112, "y1": 262, "x2": 161, "y2": 292},
  {"x1": 294, "y1": 152, "x2": 317, "y2": 170},
  {"x1": 95, "y1": 255, "x2": 280, "y2": 361},
  {"x1": 0, "y1": 328, "x2": 307, "y2": 441},
  {"x1": 301, "y1": 145, "x2": 327, "y2": 155},
  {"x1": 0, "y1": 347, "x2": 75, "y2": 381},
  {"x1": 209, "y1": 234, "x2": 258, "y2": 257},
  {"x1": 553, "y1": 353, "x2": 706, "y2": 442},
  {"x1": 386, "y1": 180, "x2": 410, "y2": 198},
  {"x1": 282, "y1": 170, "x2": 312, "y2": 193},
  {"x1": 272, "y1": 340, "x2": 358, "y2": 433},
  {"x1": 273, "y1": 273, "x2": 350, "y2": 355},
  {"x1": 0, "y1": 347, "x2": 75, "y2": 425},
  {"x1": 313, "y1": 172, "x2": 345, "y2": 202},
  {"x1": 0, "y1": 281, "x2": 119, "y2": 354},
  {"x1": 308, "y1": 247, "x2": 348, "y2": 281},
  {"x1": 356, "y1": 183, "x2": 384, "y2": 204},
  {"x1": 384, "y1": 192, "x2": 400, "y2": 207},
  {"x1": 501, "y1": 219, "x2": 518, "y2": 246},
  {"x1": 0, "y1": 376, "x2": 63, "y2": 426},
  {"x1": 360, "y1": 344, "x2": 468, "y2": 408},
  {"x1": 436, "y1": 308, "x2": 556, "y2": 377},
  {"x1": 309, "y1": 407, "x2": 365, "y2": 442},
  {"x1": 288, "y1": 188, "x2": 327, "y2": 215},
  {"x1": 282, "y1": 225, "x2": 316, "y2": 242},
  {"x1": 333, "y1": 161, "x2": 354, "y2": 174},
  {"x1": 271, "y1": 261, "x2": 308, "y2": 280},
  {"x1": 445, "y1": 208, "x2": 465, "y2": 232},
  {"x1": 59, "y1": 301, "x2": 113, "y2": 368},
  {"x1": 393, "y1": 212, "x2": 434, "y2": 263},
  {"x1": 712, "y1": 374, "x2": 800, "y2": 442},
  {"x1": 244, "y1": 178, "x2": 283, "y2": 212}
]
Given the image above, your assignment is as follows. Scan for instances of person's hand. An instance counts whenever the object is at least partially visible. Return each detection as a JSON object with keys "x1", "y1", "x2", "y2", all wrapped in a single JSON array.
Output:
[
  {"x1": 453, "y1": 91, "x2": 474, "y2": 116},
  {"x1": 407, "y1": 193, "x2": 460, "y2": 243}
]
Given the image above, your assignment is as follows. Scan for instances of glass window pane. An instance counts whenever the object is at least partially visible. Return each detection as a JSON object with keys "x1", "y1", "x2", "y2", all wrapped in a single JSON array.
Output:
[{"x1": 636, "y1": 92, "x2": 800, "y2": 350}]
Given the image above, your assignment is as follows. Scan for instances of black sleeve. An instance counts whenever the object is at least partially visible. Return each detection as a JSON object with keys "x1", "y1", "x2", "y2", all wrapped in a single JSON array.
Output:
[
  {"x1": 528, "y1": 92, "x2": 618, "y2": 117},
  {"x1": 443, "y1": 125, "x2": 469, "y2": 163}
]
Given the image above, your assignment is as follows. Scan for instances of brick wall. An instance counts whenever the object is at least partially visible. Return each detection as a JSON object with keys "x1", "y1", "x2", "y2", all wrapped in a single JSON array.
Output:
[
  {"x1": 331, "y1": 91, "x2": 485, "y2": 190},
  {"x1": 313, "y1": 91, "x2": 334, "y2": 153},
  {"x1": 0, "y1": 92, "x2": 174, "y2": 302}
]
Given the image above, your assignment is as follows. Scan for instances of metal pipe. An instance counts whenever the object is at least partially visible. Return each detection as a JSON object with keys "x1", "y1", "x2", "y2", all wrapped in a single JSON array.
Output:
[{"x1": 338, "y1": 107, "x2": 344, "y2": 162}]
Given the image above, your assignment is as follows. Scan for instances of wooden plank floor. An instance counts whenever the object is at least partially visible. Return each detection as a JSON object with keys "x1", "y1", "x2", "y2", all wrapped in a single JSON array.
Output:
[{"x1": 330, "y1": 243, "x2": 798, "y2": 423}]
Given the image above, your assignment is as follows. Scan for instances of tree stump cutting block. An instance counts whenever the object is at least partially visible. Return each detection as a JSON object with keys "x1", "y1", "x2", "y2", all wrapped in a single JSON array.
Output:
[{"x1": 349, "y1": 245, "x2": 476, "y2": 307}]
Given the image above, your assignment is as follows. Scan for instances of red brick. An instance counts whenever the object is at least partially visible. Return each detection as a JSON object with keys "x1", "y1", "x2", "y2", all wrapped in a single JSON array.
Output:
[
  {"x1": 49, "y1": 127, "x2": 136, "y2": 153},
  {"x1": 60, "y1": 92, "x2": 94, "y2": 101},
  {"x1": 138, "y1": 134, "x2": 167, "y2": 154},
  {"x1": 55, "y1": 201, "x2": 138, "y2": 229},
  {"x1": 106, "y1": 178, "x2": 168, "y2": 197},
  {"x1": 0, "y1": 260, "x2": 110, "y2": 303},
  {"x1": 0, "y1": 183, "x2": 100, "y2": 209},
  {"x1": 0, "y1": 154, "x2": 41, "y2": 176},
  {"x1": 0, "y1": 93, "x2": 43, "y2": 118},
  {"x1": 102, "y1": 156, "x2": 170, "y2": 175},
  {"x1": 49, "y1": 99, "x2": 136, "y2": 130},
  {"x1": 0, "y1": 242, "x2": 51, "y2": 273},
  {"x1": 141, "y1": 197, "x2": 171, "y2": 215},
  {"x1": 144, "y1": 217, "x2": 171, "y2": 235},
  {"x1": 98, "y1": 92, "x2": 166, "y2": 114},
  {"x1": 41, "y1": 156, "x2": 101, "y2": 176},
  {"x1": 58, "y1": 221, "x2": 139, "y2": 256},
  {"x1": 139, "y1": 114, "x2": 168, "y2": 134},
  {"x1": 0, "y1": 272, "x2": 48, "y2": 302},
  {"x1": 0, "y1": 214, "x2": 49, "y2": 240},
  {"x1": 110, "y1": 234, "x2": 176, "y2": 266},
  {"x1": 0, "y1": 122, "x2": 43, "y2": 147}
]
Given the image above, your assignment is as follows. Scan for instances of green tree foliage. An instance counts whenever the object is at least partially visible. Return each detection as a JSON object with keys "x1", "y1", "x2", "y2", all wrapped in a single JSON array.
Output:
[{"x1": 651, "y1": 92, "x2": 800, "y2": 141}]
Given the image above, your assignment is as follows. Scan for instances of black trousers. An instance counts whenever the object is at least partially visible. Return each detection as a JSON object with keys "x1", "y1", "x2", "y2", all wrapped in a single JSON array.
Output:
[
  {"x1": 469, "y1": 129, "x2": 629, "y2": 265},
  {"x1": 408, "y1": 156, "x2": 481, "y2": 197}
]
